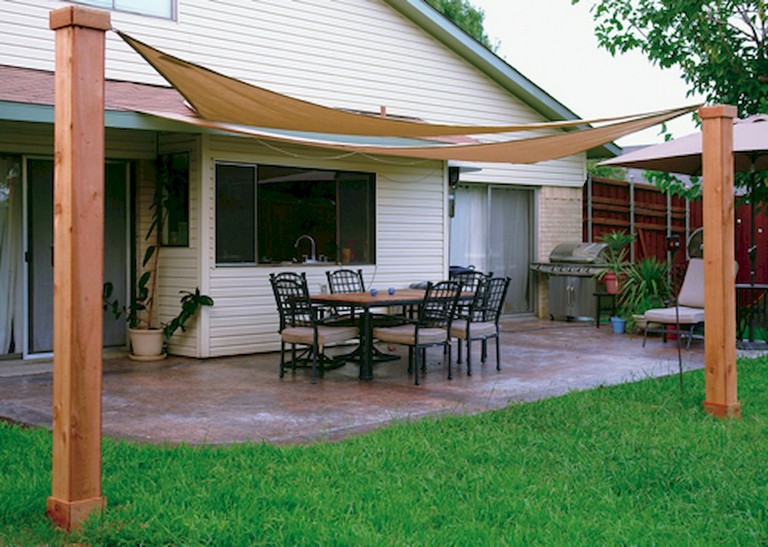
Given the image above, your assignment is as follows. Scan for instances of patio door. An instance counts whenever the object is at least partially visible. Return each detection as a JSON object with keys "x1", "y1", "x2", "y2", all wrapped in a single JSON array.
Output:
[
  {"x1": 450, "y1": 184, "x2": 533, "y2": 314},
  {"x1": 27, "y1": 158, "x2": 129, "y2": 354}
]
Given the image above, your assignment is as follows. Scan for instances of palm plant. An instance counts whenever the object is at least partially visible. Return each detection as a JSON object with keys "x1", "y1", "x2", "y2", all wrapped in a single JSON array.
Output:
[{"x1": 619, "y1": 256, "x2": 671, "y2": 318}]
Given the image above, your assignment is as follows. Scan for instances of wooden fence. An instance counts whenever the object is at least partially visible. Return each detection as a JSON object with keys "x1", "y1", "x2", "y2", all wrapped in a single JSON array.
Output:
[{"x1": 583, "y1": 176, "x2": 768, "y2": 284}]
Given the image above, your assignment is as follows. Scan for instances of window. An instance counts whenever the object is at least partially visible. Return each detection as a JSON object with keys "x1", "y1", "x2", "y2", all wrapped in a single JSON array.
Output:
[
  {"x1": 215, "y1": 163, "x2": 375, "y2": 265},
  {"x1": 72, "y1": 0, "x2": 175, "y2": 19}
]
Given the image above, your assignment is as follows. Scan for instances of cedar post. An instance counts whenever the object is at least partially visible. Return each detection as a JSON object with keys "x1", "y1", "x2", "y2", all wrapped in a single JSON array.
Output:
[
  {"x1": 700, "y1": 105, "x2": 741, "y2": 418},
  {"x1": 47, "y1": 6, "x2": 111, "y2": 530}
]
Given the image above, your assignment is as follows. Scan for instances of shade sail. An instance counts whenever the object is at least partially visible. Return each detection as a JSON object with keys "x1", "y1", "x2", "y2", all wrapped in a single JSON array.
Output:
[
  {"x1": 118, "y1": 31, "x2": 697, "y2": 141},
  {"x1": 140, "y1": 105, "x2": 698, "y2": 163},
  {"x1": 600, "y1": 114, "x2": 768, "y2": 175}
]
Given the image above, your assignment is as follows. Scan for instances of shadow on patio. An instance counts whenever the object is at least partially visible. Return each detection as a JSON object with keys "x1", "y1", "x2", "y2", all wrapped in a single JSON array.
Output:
[{"x1": 0, "y1": 317, "x2": 704, "y2": 445}]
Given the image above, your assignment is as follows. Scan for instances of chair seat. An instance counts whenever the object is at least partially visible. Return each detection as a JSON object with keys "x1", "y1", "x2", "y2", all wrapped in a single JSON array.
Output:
[
  {"x1": 281, "y1": 325, "x2": 358, "y2": 347},
  {"x1": 644, "y1": 306, "x2": 704, "y2": 325},
  {"x1": 450, "y1": 320, "x2": 497, "y2": 339},
  {"x1": 373, "y1": 324, "x2": 447, "y2": 345}
]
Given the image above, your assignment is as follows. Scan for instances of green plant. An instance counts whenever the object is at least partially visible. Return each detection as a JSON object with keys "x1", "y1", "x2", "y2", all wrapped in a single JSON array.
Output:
[
  {"x1": 619, "y1": 256, "x2": 671, "y2": 318},
  {"x1": 596, "y1": 230, "x2": 635, "y2": 294}
]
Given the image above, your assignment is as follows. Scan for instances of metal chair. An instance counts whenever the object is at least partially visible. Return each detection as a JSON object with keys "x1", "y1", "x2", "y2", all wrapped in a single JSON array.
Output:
[
  {"x1": 451, "y1": 276, "x2": 510, "y2": 377},
  {"x1": 269, "y1": 272, "x2": 358, "y2": 383},
  {"x1": 372, "y1": 280, "x2": 462, "y2": 385}
]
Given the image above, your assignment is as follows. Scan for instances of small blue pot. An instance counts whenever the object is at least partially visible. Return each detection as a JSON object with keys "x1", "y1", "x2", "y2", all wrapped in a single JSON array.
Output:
[{"x1": 610, "y1": 316, "x2": 626, "y2": 334}]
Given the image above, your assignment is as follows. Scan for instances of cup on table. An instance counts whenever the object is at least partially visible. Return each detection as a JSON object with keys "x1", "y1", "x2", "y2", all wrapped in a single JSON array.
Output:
[{"x1": 370, "y1": 288, "x2": 378, "y2": 296}]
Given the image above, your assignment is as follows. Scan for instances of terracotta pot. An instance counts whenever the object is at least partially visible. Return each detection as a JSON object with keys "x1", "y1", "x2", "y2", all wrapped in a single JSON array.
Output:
[
  {"x1": 603, "y1": 271, "x2": 620, "y2": 294},
  {"x1": 128, "y1": 328, "x2": 166, "y2": 361}
]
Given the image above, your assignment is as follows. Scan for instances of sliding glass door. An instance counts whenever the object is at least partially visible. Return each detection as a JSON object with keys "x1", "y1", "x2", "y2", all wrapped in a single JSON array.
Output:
[{"x1": 450, "y1": 184, "x2": 533, "y2": 314}]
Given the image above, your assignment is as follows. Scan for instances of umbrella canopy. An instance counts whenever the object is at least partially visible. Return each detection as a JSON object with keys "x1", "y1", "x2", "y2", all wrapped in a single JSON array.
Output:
[{"x1": 600, "y1": 114, "x2": 768, "y2": 175}]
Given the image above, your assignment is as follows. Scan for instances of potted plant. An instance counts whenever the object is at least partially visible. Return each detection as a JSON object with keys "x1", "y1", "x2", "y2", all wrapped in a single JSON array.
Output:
[
  {"x1": 596, "y1": 229, "x2": 634, "y2": 294},
  {"x1": 103, "y1": 154, "x2": 214, "y2": 360},
  {"x1": 618, "y1": 256, "x2": 671, "y2": 333}
]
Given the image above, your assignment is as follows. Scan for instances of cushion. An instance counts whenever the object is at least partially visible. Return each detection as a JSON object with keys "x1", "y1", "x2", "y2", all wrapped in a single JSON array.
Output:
[
  {"x1": 450, "y1": 320, "x2": 497, "y2": 339},
  {"x1": 373, "y1": 324, "x2": 447, "y2": 345},
  {"x1": 644, "y1": 306, "x2": 704, "y2": 325},
  {"x1": 281, "y1": 325, "x2": 358, "y2": 348}
]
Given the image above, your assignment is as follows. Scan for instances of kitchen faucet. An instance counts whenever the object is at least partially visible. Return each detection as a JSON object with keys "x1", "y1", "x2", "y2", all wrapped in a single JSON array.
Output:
[{"x1": 294, "y1": 234, "x2": 317, "y2": 262}]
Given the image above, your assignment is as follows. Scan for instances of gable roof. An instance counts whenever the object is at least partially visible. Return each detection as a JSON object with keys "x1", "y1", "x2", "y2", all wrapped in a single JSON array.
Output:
[{"x1": 385, "y1": 0, "x2": 620, "y2": 157}]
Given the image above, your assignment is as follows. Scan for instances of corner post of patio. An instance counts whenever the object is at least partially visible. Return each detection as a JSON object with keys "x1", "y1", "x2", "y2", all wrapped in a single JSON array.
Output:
[
  {"x1": 700, "y1": 104, "x2": 741, "y2": 418},
  {"x1": 47, "y1": 6, "x2": 111, "y2": 530}
]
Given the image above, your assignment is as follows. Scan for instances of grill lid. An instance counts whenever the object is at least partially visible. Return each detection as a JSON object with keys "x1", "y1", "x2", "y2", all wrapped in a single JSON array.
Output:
[{"x1": 548, "y1": 242, "x2": 609, "y2": 264}]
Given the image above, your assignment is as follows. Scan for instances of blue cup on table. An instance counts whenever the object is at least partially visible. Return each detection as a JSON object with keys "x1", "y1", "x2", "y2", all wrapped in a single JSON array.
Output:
[
  {"x1": 388, "y1": 287, "x2": 395, "y2": 295},
  {"x1": 370, "y1": 288, "x2": 378, "y2": 296}
]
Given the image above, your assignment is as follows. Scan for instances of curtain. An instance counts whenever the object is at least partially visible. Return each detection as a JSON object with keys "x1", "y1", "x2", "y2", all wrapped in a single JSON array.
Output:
[
  {"x1": 0, "y1": 157, "x2": 22, "y2": 354},
  {"x1": 489, "y1": 187, "x2": 532, "y2": 313},
  {"x1": 449, "y1": 185, "x2": 488, "y2": 273}
]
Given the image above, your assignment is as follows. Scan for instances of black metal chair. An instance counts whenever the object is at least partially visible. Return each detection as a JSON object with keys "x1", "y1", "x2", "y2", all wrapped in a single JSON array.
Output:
[
  {"x1": 450, "y1": 269, "x2": 492, "y2": 318},
  {"x1": 269, "y1": 272, "x2": 358, "y2": 383},
  {"x1": 372, "y1": 280, "x2": 462, "y2": 385},
  {"x1": 451, "y1": 276, "x2": 510, "y2": 377}
]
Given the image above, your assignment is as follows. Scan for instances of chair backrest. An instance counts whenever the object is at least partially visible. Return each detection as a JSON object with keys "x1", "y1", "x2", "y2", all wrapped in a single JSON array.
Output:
[
  {"x1": 450, "y1": 270, "x2": 492, "y2": 292},
  {"x1": 326, "y1": 268, "x2": 365, "y2": 294},
  {"x1": 677, "y1": 258, "x2": 704, "y2": 308},
  {"x1": 480, "y1": 277, "x2": 511, "y2": 323},
  {"x1": 418, "y1": 280, "x2": 462, "y2": 328},
  {"x1": 677, "y1": 257, "x2": 738, "y2": 309},
  {"x1": 269, "y1": 272, "x2": 314, "y2": 329}
]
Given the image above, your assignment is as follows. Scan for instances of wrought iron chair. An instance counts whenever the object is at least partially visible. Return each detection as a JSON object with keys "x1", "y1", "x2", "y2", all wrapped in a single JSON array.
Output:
[
  {"x1": 451, "y1": 276, "x2": 510, "y2": 377},
  {"x1": 269, "y1": 272, "x2": 358, "y2": 383},
  {"x1": 450, "y1": 269, "x2": 492, "y2": 318},
  {"x1": 372, "y1": 280, "x2": 462, "y2": 385}
]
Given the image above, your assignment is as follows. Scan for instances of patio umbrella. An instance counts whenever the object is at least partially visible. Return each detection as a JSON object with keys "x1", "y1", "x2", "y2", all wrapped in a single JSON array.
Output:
[{"x1": 600, "y1": 114, "x2": 768, "y2": 175}]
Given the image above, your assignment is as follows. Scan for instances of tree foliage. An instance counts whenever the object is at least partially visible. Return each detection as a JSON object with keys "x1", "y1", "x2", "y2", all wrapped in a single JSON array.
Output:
[
  {"x1": 572, "y1": 0, "x2": 768, "y2": 118},
  {"x1": 425, "y1": 0, "x2": 499, "y2": 52}
]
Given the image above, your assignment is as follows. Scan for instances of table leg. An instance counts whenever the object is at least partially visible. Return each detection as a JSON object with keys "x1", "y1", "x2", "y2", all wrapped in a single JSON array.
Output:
[{"x1": 360, "y1": 308, "x2": 374, "y2": 381}]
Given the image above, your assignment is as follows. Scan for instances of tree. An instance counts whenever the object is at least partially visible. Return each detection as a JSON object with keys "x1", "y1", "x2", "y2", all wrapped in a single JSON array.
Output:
[
  {"x1": 572, "y1": 0, "x2": 768, "y2": 117},
  {"x1": 425, "y1": 0, "x2": 499, "y2": 52}
]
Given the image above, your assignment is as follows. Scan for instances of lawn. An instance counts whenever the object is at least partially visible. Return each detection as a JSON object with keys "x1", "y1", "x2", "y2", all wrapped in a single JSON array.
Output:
[{"x1": 2, "y1": 357, "x2": 767, "y2": 545}]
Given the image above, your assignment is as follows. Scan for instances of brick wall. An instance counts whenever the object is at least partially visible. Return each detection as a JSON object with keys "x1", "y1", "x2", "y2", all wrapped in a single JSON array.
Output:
[{"x1": 535, "y1": 186, "x2": 584, "y2": 318}]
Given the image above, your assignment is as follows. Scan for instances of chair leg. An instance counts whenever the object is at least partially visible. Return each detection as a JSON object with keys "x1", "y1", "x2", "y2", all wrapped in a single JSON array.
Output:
[
  {"x1": 407, "y1": 347, "x2": 414, "y2": 374},
  {"x1": 466, "y1": 339, "x2": 472, "y2": 377},
  {"x1": 642, "y1": 326, "x2": 649, "y2": 347},
  {"x1": 447, "y1": 341, "x2": 453, "y2": 380},
  {"x1": 457, "y1": 339, "x2": 463, "y2": 364},
  {"x1": 481, "y1": 339, "x2": 487, "y2": 364},
  {"x1": 495, "y1": 334, "x2": 501, "y2": 371},
  {"x1": 414, "y1": 346, "x2": 421, "y2": 385},
  {"x1": 279, "y1": 340, "x2": 286, "y2": 378},
  {"x1": 421, "y1": 348, "x2": 427, "y2": 372}
]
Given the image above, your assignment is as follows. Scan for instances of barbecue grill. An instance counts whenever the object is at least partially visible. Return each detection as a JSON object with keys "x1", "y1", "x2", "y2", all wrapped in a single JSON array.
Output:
[{"x1": 530, "y1": 242, "x2": 609, "y2": 320}]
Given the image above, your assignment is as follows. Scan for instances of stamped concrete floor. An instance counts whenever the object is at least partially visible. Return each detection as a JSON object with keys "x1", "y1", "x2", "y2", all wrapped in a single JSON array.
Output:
[{"x1": 0, "y1": 317, "x2": 705, "y2": 445}]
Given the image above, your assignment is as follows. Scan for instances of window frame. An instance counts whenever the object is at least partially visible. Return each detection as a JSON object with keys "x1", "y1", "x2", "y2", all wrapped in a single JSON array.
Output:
[
  {"x1": 214, "y1": 161, "x2": 376, "y2": 267},
  {"x1": 69, "y1": 0, "x2": 177, "y2": 20}
]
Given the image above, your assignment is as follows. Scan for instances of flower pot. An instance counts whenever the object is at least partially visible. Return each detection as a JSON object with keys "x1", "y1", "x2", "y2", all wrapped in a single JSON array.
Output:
[
  {"x1": 128, "y1": 328, "x2": 166, "y2": 361},
  {"x1": 610, "y1": 316, "x2": 626, "y2": 334},
  {"x1": 603, "y1": 271, "x2": 620, "y2": 294}
]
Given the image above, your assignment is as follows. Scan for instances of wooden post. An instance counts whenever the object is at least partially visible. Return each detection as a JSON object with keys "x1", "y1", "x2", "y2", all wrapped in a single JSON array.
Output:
[
  {"x1": 47, "y1": 6, "x2": 111, "y2": 530},
  {"x1": 700, "y1": 105, "x2": 741, "y2": 418}
]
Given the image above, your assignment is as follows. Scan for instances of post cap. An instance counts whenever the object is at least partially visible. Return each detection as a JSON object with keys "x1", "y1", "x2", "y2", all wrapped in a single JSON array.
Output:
[{"x1": 50, "y1": 6, "x2": 111, "y2": 31}]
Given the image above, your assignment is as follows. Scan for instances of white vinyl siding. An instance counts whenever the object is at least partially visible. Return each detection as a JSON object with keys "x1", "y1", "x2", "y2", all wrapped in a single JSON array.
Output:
[{"x1": 204, "y1": 134, "x2": 445, "y2": 356}]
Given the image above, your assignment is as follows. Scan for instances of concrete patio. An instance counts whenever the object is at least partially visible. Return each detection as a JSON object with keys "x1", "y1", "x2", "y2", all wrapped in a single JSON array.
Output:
[{"x1": 0, "y1": 317, "x2": 707, "y2": 445}]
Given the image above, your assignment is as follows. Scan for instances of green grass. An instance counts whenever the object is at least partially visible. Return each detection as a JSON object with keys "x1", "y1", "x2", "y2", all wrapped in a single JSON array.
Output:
[{"x1": 3, "y1": 358, "x2": 768, "y2": 545}]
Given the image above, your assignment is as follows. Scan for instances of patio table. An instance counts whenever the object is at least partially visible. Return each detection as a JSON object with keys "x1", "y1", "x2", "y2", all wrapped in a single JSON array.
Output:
[{"x1": 310, "y1": 289, "x2": 427, "y2": 380}]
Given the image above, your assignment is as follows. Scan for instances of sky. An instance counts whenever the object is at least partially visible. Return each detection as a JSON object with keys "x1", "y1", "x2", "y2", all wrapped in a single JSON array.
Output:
[{"x1": 470, "y1": 0, "x2": 704, "y2": 146}]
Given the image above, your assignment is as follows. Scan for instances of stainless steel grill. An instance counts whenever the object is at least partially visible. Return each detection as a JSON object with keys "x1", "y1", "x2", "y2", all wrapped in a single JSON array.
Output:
[{"x1": 530, "y1": 242, "x2": 609, "y2": 320}]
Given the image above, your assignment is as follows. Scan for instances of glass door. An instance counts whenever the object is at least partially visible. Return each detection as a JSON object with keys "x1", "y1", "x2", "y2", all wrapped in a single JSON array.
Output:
[{"x1": 0, "y1": 156, "x2": 22, "y2": 356}]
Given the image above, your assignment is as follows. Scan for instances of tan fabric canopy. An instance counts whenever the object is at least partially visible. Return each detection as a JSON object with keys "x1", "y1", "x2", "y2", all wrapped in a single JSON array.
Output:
[
  {"x1": 141, "y1": 105, "x2": 698, "y2": 164},
  {"x1": 118, "y1": 31, "x2": 698, "y2": 141}
]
